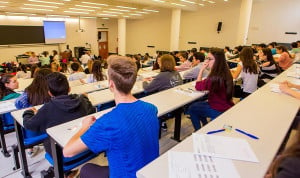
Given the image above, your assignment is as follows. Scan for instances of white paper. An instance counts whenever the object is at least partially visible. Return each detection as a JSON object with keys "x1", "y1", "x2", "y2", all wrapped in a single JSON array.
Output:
[
  {"x1": 168, "y1": 151, "x2": 240, "y2": 178},
  {"x1": 193, "y1": 133, "x2": 259, "y2": 162},
  {"x1": 0, "y1": 100, "x2": 16, "y2": 114},
  {"x1": 269, "y1": 83, "x2": 281, "y2": 93},
  {"x1": 174, "y1": 88, "x2": 201, "y2": 97}
]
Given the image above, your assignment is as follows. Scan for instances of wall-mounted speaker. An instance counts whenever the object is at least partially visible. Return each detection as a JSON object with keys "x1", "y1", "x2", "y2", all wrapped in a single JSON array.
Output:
[{"x1": 217, "y1": 22, "x2": 222, "y2": 33}]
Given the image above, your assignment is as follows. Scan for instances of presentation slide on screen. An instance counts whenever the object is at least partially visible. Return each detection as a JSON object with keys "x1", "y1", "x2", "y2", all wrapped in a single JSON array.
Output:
[{"x1": 43, "y1": 21, "x2": 66, "y2": 44}]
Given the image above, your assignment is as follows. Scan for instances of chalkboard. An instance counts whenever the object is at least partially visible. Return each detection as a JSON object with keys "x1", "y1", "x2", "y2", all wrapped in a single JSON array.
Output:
[{"x1": 0, "y1": 25, "x2": 45, "y2": 45}]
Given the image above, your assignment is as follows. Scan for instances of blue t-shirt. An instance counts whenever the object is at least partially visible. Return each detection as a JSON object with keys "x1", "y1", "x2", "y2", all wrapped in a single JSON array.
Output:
[{"x1": 81, "y1": 100, "x2": 159, "y2": 178}]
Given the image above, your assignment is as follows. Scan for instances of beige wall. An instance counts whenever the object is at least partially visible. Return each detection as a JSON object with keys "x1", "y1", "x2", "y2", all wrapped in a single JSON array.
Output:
[
  {"x1": 0, "y1": 17, "x2": 98, "y2": 63},
  {"x1": 180, "y1": 1, "x2": 242, "y2": 50},
  {"x1": 126, "y1": 10, "x2": 172, "y2": 56},
  {"x1": 248, "y1": 0, "x2": 300, "y2": 45}
]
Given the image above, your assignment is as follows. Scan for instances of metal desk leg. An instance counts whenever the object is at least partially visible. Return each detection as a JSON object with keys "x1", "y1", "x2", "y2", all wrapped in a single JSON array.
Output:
[
  {"x1": 0, "y1": 119, "x2": 10, "y2": 157},
  {"x1": 50, "y1": 138, "x2": 64, "y2": 178},
  {"x1": 171, "y1": 107, "x2": 183, "y2": 142},
  {"x1": 14, "y1": 120, "x2": 31, "y2": 178}
]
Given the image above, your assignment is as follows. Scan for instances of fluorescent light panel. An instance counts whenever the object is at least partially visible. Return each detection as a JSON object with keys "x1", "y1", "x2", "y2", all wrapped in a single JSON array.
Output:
[
  {"x1": 21, "y1": 7, "x2": 54, "y2": 11},
  {"x1": 69, "y1": 7, "x2": 95, "y2": 11},
  {"x1": 82, "y1": 2, "x2": 108, "y2": 6},
  {"x1": 180, "y1": 0, "x2": 196, "y2": 4},
  {"x1": 64, "y1": 10, "x2": 89, "y2": 14},
  {"x1": 152, "y1": 0, "x2": 165, "y2": 3},
  {"x1": 75, "y1": 5, "x2": 101, "y2": 9},
  {"x1": 171, "y1": 3, "x2": 186, "y2": 6},
  {"x1": 116, "y1": 6, "x2": 136, "y2": 10},
  {"x1": 47, "y1": 14, "x2": 70, "y2": 17},
  {"x1": 109, "y1": 8, "x2": 130, "y2": 12},
  {"x1": 143, "y1": 9, "x2": 159, "y2": 12},
  {"x1": 24, "y1": 3, "x2": 59, "y2": 8},
  {"x1": 28, "y1": 0, "x2": 64, "y2": 5},
  {"x1": 102, "y1": 11, "x2": 123, "y2": 14},
  {"x1": 6, "y1": 12, "x2": 37, "y2": 15}
]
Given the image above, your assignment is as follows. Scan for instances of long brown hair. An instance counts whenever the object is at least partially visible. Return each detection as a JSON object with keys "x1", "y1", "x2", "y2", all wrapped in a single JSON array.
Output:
[
  {"x1": 0, "y1": 74, "x2": 16, "y2": 100},
  {"x1": 269, "y1": 124, "x2": 300, "y2": 177},
  {"x1": 239, "y1": 47, "x2": 258, "y2": 74},
  {"x1": 208, "y1": 48, "x2": 233, "y2": 100},
  {"x1": 25, "y1": 68, "x2": 52, "y2": 106},
  {"x1": 92, "y1": 60, "x2": 105, "y2": 81}
]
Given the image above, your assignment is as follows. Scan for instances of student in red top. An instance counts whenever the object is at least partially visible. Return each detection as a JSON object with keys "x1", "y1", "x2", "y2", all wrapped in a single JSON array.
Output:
[{"x1": 188, "y1": 48, "x2": 234, "y2": 131}]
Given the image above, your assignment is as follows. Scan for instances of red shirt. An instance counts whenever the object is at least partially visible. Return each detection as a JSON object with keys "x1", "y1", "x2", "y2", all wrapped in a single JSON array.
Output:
[{"x1": 195, "y1": 78, "x2": 234, "y2": 112}]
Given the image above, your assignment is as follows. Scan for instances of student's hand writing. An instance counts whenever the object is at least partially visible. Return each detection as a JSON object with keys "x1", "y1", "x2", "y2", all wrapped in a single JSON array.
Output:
[
  {"x1": 280, "y1": 80, "x2": 293, "y2": 88},
  {"x1": 30, "y1": 107, "x2": 38, "y2": 114},
  {"x1": 143, "y1": 77, "x2": 153, "y2": 82},
  {"x1": 279, "y1": 83, "x2": 290, "y2": 93},
  {"x1": 79, "y1": 79, "x2": 86, "y2": 84},
  {"x1": 82, "y1": 116, "x2": 96, "y2": 129}
]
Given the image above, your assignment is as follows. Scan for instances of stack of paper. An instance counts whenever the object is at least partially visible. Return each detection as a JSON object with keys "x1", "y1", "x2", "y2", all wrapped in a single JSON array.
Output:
[{"x1": 168, "y1": 133, "x2": 259, "y2": 178}]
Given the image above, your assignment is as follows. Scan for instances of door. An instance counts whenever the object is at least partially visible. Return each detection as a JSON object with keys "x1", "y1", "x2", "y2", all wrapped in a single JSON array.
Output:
[{"x1": 98, "y1": 31, "x2": 108, "y2": 59}]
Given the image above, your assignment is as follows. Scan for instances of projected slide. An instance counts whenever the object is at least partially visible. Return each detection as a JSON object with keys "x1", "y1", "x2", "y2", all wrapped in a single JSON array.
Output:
[{"x1": 43, "y1": 21, "x2": 66, "y2": 44}]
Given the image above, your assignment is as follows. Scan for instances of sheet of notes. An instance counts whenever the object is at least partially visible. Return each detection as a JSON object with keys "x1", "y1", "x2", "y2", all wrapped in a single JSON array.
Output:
[
  {"x1": 193, "y1": 133, "x2": 259, "y2": 162},
  {"x1": 168, "y1": 151, "x2": 240, "y2": 178}
]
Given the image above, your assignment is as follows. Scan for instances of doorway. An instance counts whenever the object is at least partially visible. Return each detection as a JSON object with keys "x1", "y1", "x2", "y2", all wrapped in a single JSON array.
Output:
[{"x1": 98, "y1": 31, "x2": 108, "y2": 59}]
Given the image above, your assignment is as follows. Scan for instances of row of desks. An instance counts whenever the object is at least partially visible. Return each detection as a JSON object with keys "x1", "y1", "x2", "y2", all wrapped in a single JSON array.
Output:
[{"x1": 137, "y1": 64, "x2": 300, "y2": 178}]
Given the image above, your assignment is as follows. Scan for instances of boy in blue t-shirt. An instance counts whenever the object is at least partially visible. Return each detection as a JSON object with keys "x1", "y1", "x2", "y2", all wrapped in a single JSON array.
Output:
[{"x1": 63, "y1": 55, "x2": 159, "y2": 178}]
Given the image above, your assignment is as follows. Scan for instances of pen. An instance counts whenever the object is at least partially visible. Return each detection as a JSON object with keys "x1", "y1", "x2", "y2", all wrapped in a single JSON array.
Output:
[
  {"x1": 235, "y1": 128, "x2": 259, "y2": 139},
  {"x1": 207, "y1": 129, "x2": 225, "y2": 134}
]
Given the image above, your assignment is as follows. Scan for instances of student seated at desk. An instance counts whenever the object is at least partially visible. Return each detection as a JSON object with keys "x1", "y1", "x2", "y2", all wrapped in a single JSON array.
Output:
[
  {"x1": 23, "y1": 72, "x2": 95, "y2": 158},
  {"x1": 257, "y1": 48, "x2": 281, "y2": 87},
  {"x1": 0, "y1": 74, "x2": 20, "y2": 101},
  {"x1": 143, "y1": 54, "x2": 183, "y2": 130},
  {"x1": 188, "y1": 48, "x2": 234, "y2": 131},
  {"x1": 63, "y1": 55, "x2": 159, "y2": 178},
  {"x1": 15, "y1": 68, "x2": 52, "y2": 157},
  {"x1": 275, "y1": 46, "x2": 293, "y2": 71},
  {"x1": 143, "y1": 54, "x2": 183, "y2": 93},
  {"x1": 175, "y1": 51, "x2": 192, "y2": 72},
  {"x1": 84, "y1": 60, "x2": 107, "y2": 84},
  {"x1": 69, "y1": 62, "x2": 86, "y2": 81},
  {"x1": 182, "y1": 52, "x2": 209, "y2": 80},
  {"x1": 266, "y1": 124, "x2": 300, "y2": 178},
  {"x1": 279, "y1": 81, "x2": 300, "y2": 100},
  {"x1": 231, "y1": 47, "x2": 259, "y2": 98},
  {"x1": 16, "y1": 64, "x2": 31, "y2": 79}
]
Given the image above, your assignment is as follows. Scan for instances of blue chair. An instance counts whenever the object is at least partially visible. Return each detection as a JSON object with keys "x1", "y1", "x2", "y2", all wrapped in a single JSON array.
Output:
[
  {"x1": 12, "y1": 126, "x2": 48, "y2": 177},
  {"x1": 41, "y1": 150, "x2": 99, "y2": 178},
  {"x1": 0, "y1": 113, "x2": 15, "y2": 157}
]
